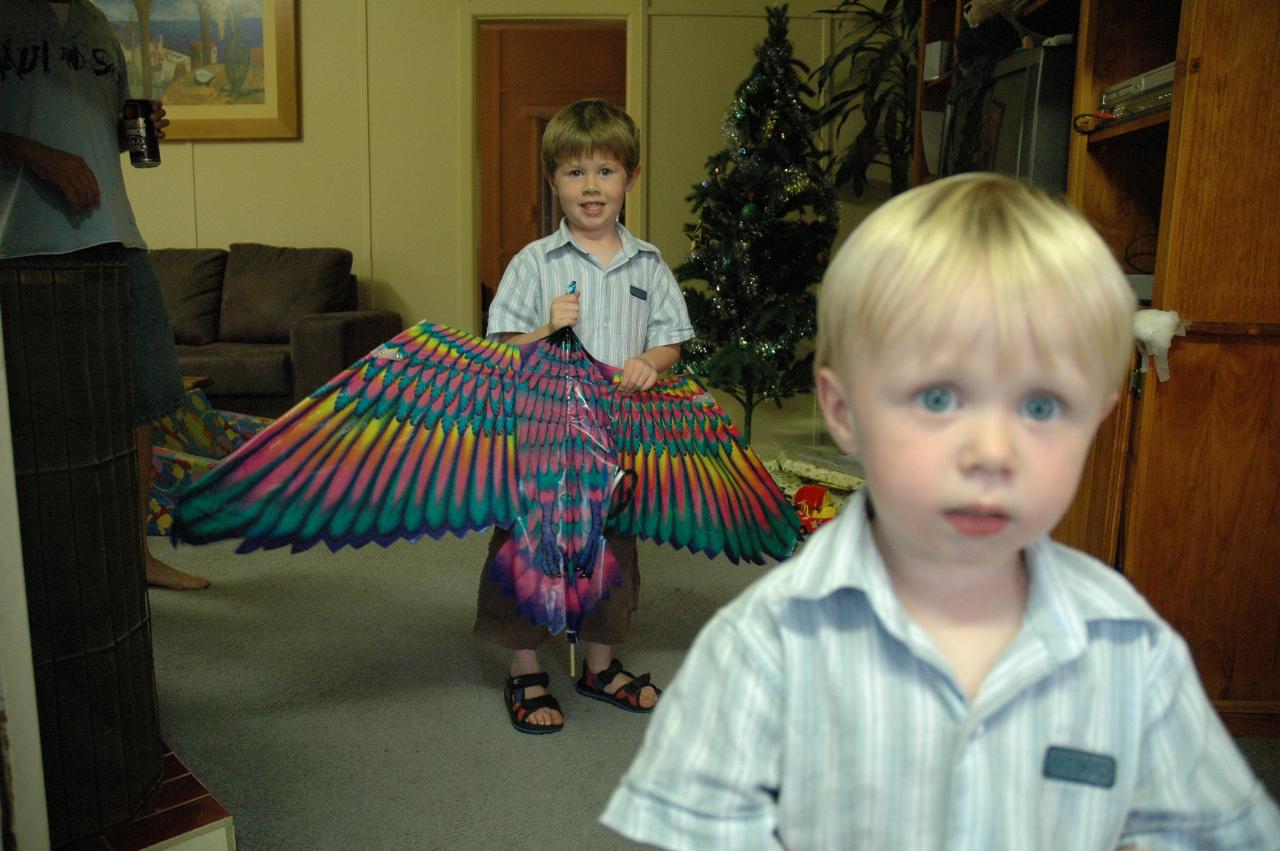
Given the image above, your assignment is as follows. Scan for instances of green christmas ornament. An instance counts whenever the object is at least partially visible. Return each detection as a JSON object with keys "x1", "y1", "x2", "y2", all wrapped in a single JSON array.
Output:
[{"x1": 740, "y1": 202, "x2": 760, "y2": 221}]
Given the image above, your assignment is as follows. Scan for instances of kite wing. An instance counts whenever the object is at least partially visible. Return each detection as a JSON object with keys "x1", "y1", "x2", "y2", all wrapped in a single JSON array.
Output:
[
  {"x1": 605, "y1": 375, "x2": 802, "y2": 564},
  {"x1": 171, "y1": 322, "x2": 522, "y2": 552},
  {"x1": 169, "y1": 319, "x2": 798, "y2": 632}
]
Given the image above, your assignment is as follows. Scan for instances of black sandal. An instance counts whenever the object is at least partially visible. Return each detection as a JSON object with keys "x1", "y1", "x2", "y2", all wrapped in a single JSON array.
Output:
[
  {"x1": 504, "y1": 672, "x2": 564, "y2": 734},
  {"x1": 575, "y1": 658, "x2": 661, "y2": 714}
]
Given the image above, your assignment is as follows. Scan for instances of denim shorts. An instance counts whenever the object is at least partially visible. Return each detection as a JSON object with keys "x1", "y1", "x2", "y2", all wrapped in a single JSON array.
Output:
[{"x1": 60, "y1": 244, "x2": 185, "y2": 424}]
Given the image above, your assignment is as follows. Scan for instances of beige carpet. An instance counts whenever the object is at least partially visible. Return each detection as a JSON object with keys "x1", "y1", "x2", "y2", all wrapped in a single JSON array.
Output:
[
  {"x1": 149, "y1": 411, "x2": 1280, "y2": 851},
  {"x1": 150, "y1": 532, "x2": 772, "y2": 850}
]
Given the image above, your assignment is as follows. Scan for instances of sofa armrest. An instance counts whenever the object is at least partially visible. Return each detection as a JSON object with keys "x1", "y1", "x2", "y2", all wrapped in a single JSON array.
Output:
[{"x1": 289, "y1": 310, "x2": 403, "y2": 401}]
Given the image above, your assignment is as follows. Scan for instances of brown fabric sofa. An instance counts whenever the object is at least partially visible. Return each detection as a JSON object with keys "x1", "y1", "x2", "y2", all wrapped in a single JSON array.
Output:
[{"x1": 152, "y1": 243, "x2": 402, "y2": 417}]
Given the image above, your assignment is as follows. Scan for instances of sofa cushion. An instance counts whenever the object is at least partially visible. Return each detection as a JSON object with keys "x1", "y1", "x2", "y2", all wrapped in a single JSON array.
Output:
[
  {"x1": 175, "y1": 342, "x2": 292, "y2": 397},
  {"x1": 151, "y1": 248, "x2": 226, "y2": 345},
  {"x1": 218, "y1": 243, "x2": 354, "y2": 343}
]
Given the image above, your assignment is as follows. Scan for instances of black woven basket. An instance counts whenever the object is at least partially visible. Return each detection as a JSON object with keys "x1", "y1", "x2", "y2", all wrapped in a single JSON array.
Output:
[{"x1": 0, "y1": 261, "x2": 162, "y2": 845}]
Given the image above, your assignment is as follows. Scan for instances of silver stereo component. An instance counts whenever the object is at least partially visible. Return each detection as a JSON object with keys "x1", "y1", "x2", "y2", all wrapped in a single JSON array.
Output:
[{"x1": 1099, "y1": 62, "x2": 1175, "y2": 123}]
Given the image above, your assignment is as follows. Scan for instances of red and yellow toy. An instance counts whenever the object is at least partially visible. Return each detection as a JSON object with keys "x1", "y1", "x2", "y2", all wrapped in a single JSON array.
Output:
[{"x1": 793, "y1": 484, "x2": 837, "y2": 533}]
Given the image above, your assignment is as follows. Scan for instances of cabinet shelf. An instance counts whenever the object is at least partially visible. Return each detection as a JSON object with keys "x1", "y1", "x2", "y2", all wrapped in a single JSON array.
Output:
[
  {"x1": 923, "y1": 71, "x2": 952, "y2": 90},
  {"x1": 1087, "y1": 107, "x2": 1171, "y2": 144},
  {"x1": 1019, "y1": 0, "x2": 1053, "y2": 15}
]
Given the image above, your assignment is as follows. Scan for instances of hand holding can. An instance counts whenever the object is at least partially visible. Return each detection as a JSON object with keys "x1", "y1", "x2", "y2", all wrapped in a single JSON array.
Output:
[{"x1": 122, "y1": 99, "x2": 160, "y2": 168}]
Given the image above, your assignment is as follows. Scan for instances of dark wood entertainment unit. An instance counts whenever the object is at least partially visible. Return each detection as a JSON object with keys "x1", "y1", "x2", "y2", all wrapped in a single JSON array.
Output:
[{"x1": 914, "y1": 0, "x2": 1280, "y2": 735}]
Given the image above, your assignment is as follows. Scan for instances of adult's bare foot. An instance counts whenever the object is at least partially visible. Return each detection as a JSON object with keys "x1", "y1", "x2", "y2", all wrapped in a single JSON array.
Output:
[
  {"x1": 146, "y1": 555, "x2": 210, "y2": 590},
  {"x1": 137, "y1": 422, "x2": 208, "y2": 590}
]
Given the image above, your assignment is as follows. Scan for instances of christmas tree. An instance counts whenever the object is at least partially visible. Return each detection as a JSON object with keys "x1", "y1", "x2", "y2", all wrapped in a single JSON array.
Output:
[{"x1": 676, "y1": 4, "x2": 838, "y2": 444}]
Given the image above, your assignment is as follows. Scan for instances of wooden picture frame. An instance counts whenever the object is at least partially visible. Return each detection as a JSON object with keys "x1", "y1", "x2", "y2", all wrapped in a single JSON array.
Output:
[{"x1": 95, "y1": 0, "x2": 299, "y2": 140}]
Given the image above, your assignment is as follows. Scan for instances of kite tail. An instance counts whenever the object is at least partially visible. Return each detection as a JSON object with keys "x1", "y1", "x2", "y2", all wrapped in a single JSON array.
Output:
[
  {"x1": 533, "y1": 518, "x2": 566, "y2": 578},
  {"x1": 490, "y1": 531, "x2": 566, "y2": 636},
  {"x1": 565, "y1": 542, "x2": 623, "y2": 637},
  {"x1": 488, "y1": 524, "x2": 622, "y2": 636},
  {"x1": 572, "y1": 498, "x2": 608, "y2": 576}
]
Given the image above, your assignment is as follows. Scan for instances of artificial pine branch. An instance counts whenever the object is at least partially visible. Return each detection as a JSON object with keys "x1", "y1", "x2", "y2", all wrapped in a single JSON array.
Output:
[{"x1": 675, "y1": 4, "x2": 837, "y2": 444}]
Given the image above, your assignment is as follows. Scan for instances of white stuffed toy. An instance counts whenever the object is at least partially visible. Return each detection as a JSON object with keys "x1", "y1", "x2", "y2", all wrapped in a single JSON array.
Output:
[{"x1": 963, "y1": 0, "x2": 1021, "y2": 28}]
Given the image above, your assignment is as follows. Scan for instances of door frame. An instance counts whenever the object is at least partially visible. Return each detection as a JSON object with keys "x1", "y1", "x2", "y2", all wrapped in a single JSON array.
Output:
[{"x1": 459, "y1": 0, "x2": 648, "y2": 331}]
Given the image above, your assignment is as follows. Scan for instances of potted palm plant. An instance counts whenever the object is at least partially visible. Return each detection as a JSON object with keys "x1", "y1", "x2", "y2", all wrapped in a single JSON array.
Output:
[{"x1": 812, "y1": 0, "x2": 921, "y2": 196}]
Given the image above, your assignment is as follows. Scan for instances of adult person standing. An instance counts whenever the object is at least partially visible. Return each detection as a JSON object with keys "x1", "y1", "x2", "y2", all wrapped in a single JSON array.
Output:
[{"x1": 1, "y1": 0, "x2": 209, "y2": 590}]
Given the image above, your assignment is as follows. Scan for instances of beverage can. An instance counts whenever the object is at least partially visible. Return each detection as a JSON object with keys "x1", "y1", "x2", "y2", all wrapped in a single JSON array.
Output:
[{"x1": 123, "y1": 99, "x2": 161, "y2": 168}]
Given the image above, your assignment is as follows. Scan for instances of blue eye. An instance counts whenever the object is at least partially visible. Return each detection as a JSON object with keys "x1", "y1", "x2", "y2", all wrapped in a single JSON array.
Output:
[
  {"x1": 917, "y1": 386, "x2": 955, "y2": 413},
  {"x1": 1022, "y1": 394, "x2": 1060, "y2": 421}
]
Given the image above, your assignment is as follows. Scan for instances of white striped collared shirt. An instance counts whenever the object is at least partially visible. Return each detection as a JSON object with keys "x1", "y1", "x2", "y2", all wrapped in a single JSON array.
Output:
[
  {"x1": 601, "y1": 489, "x2": 1280, "y2": 850},
  {"x1": 485, "y1": 219, "x2": 693, "y2": 368}
]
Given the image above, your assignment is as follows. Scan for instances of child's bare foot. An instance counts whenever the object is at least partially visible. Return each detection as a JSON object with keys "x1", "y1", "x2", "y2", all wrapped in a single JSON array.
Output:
[
  {"x1": 601, "y1": 666, "x2": 659, "y2": 709},
  {"x1": 146, "y1": 555, "x2": 210, "y2": 590},
  {"x1": 518, "y1": 680, "x2": 564, "y2": 727},
  {"x1": 504, "y1": 671, "x2": 564, "y2": 734}
]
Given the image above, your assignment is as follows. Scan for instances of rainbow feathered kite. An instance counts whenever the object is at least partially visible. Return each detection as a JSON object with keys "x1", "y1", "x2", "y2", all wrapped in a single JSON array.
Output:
[{"x1": 173, "y1": 322, "x2": 802, "y2": 636}]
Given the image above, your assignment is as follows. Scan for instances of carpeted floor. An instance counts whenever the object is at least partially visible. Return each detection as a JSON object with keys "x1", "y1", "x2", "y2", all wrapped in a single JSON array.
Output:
[
  {"x1": 150, "y1": 533, "x2": 772, "y2": 850},
  {"x1": 150, "y1": 531, "x2": 1280, "y2": 850}
]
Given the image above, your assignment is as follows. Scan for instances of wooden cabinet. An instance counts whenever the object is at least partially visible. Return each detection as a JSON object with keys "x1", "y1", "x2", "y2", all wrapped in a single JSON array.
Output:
[
  {"x1": 914, "y1": 0, "x2": 1280, "y2": 735},
  {"x1": 1079, "y1": 0, "x2": 1280, "y2": 736}
]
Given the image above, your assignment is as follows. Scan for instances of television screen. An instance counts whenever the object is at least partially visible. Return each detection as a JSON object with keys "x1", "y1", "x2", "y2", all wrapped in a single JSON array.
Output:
[{"x1": 939, "y1": 45, "x2": 1076, "y2": 193}]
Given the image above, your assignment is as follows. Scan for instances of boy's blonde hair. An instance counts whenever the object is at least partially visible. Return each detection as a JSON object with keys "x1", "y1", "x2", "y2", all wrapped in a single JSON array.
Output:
[
  {"x1": 541, "y1": 99, "x2": 640, "y2": 176},
  {"x1": 815, "y1": 173, "x2": 1137, "y2": 391}
]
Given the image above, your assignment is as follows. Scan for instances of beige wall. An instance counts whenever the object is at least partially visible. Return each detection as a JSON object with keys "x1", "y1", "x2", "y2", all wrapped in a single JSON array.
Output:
[
  {"x1": 646, "y1": 5, "x2": 829, "y2": 273},
  {"x1": 126, "y1": 1, "x2": 378, "y2": 311},
  {"x1": 123, "y1": 0, "x2": 866, "y2": 339},
  {"x1": 123, "y1": 0, "x2": 861, "y2": 446}
]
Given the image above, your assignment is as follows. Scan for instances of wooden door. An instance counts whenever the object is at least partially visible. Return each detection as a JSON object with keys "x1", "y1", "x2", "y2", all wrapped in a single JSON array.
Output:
[
  {"x1": 476, "y1": 22, "x2": 627, "y2": 316},
  {"x1": 1119, "y1": 0, "x2": 1280, "y2": 735}
]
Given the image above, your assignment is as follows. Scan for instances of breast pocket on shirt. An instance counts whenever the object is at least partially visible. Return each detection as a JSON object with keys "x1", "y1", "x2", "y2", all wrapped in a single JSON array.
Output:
[{"x1": 626, "y1": 285, "x2": 652, "y2": 355}]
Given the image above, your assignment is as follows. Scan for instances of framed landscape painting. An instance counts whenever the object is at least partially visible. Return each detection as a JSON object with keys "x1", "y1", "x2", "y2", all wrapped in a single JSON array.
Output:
[{"x1": 93, "y1": 0, "x2": 299, "y2": 140}]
